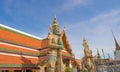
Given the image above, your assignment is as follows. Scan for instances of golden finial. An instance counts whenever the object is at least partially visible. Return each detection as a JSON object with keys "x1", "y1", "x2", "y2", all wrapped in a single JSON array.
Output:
[
  {"x1": 54, "y1": 15, "x2": 56, "y2": 19},
  {"x1": 52, "y1": 16, "x2": 59, "y2": 25}
]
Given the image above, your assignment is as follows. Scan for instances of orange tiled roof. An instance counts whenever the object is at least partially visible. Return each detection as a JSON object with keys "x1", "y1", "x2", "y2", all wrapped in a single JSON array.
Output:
[{"x1": 0, "y1": 24, "x2": 49, "y2": 49}]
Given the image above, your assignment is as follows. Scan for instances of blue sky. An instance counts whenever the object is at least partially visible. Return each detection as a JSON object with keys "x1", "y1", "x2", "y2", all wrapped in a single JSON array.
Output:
[{"x1": 0, "y1": 0, "x2": 120, "y2": 59}]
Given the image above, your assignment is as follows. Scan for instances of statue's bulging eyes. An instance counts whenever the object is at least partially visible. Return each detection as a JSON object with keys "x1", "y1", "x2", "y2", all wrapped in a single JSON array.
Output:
[{"x1": 52, "y1": 25, "x2": 61, "y2": 36}]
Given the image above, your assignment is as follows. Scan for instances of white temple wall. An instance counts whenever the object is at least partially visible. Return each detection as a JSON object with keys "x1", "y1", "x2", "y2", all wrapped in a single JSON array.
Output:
[{"x1": 115, "y1": 50, "x2": 120, "y2": 60}]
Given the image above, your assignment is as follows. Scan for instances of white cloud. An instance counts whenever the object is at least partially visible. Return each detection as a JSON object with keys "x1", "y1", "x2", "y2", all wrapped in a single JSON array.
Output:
[{"x1": 66, "y1": 9, "x2": 120, "y2": 59}]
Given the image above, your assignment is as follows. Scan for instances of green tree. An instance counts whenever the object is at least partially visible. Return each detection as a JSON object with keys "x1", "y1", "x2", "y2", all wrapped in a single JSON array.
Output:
[
  {"x1": 65, "y1": 67, "x2": 73, "y2": 72},
  {"x1": 83, "y1": 68, "x2": 88, "y2": 72}
]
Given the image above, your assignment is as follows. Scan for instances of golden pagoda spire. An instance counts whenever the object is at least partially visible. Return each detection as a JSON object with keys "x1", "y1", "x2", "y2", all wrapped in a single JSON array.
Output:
[{"x1": 52, "y1": 16, "x2": 59, "y2": 26}]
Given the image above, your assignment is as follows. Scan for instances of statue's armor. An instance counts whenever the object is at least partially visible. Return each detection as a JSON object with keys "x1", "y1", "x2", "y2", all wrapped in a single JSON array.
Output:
[{"x1": 47, "y1": 16, "x2": 64, "y2": 72}]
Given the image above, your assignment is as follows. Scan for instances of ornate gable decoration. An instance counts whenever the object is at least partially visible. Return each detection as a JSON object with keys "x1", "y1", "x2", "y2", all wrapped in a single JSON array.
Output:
[{"x1": 61, "y1": 31, "x2": 72, "y2": 55}]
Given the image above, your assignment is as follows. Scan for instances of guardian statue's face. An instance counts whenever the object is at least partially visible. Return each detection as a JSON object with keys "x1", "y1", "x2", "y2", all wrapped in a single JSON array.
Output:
[{"x1": 53, "y1": 25, "x2": 60, "y2": 36}]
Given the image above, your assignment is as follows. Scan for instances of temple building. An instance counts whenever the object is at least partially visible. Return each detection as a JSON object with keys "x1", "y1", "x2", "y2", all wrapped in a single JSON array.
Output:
[
  {"x1": 112, "y1": 32, "x2": 120, "y2": 60},
  {"x1": 0, "y1": 17, "x2": 79, "y2": 72},
  {"x1": 95, "y1": 32, "x2": 120, "y2": 72}
]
